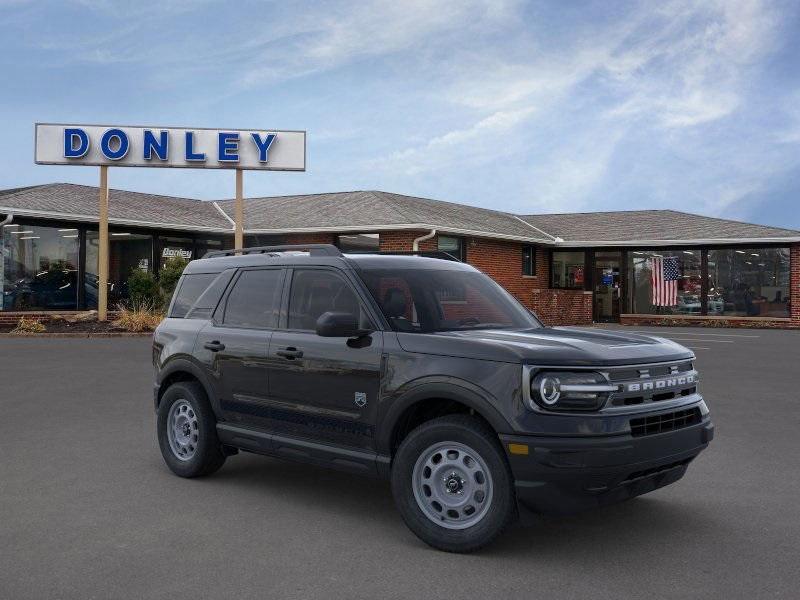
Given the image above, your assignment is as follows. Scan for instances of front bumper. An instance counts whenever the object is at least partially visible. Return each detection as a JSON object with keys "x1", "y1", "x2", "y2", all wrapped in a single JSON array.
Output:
[{"x1": 500, "y1": 415, "x2": 714, "y2": 515}]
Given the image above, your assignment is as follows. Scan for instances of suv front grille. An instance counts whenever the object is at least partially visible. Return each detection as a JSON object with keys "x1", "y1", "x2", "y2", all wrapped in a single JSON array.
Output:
[
  {"x1": 629, "y1": 407, "x2": 701, "y2": 437},
  {"x1": 607, "y1": 361, "x2": 698, "y2": 408}
]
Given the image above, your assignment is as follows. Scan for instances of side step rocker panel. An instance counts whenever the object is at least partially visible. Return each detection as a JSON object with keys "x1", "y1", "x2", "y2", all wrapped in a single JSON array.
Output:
[{"x1": 216, "y1": 423, "x2": 391, "y2": 478}]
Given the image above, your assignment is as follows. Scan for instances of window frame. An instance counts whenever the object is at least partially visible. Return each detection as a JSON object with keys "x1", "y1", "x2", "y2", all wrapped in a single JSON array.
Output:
[
  {"x1": 522, "y1": 245, "x2": 537, "y2": 277},
  {"x1": 549, "y1": 249, "x2": 587, "y2": 290},
  {"x1": 437, "y1": 235, "x2": 466, "y2": 262},
  {"x1": 214, "y1": 266, "x2": 286, "y2": 330}
]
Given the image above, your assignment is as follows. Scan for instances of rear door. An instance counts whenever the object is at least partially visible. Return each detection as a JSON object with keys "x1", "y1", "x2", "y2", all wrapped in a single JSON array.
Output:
[
  {"x1": 196, "y1": 267, "x2": 285, "y2": 428},
  {"x1": 267, "y1": 267, "x2": 383, "y2": 451}
]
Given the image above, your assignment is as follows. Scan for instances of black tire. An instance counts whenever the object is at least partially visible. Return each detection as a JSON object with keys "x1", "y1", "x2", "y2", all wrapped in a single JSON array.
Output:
[
  {"x1": 157, "y1": 381, "x2": 226, "y2": 478},
  {"x1": 391, "y1": 414, "x2": 516, "y2": 553}
]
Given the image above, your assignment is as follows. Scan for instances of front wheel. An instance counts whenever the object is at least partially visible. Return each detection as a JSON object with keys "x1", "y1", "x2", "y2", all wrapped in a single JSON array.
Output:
[
  {"x1": 157, "y1": 381, "x2": 226, "y2": 478},
  {"x1": 391, "y1": 415, "x2": 516, "y2": 552}
]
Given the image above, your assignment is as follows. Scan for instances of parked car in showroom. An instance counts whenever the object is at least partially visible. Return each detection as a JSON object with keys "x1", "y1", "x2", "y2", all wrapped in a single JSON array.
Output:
[{"x1": 152, "y1": 245, "x2": 714, "y2": 552}]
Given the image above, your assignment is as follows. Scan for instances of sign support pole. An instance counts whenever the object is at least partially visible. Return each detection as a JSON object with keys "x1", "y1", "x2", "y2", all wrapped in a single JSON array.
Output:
[
  {"x1": 235, "y1": 168, "x2": 244, "y2": 250},
  {"x1": 98, "y1": 166, "x2": 109, "y2": 321}
]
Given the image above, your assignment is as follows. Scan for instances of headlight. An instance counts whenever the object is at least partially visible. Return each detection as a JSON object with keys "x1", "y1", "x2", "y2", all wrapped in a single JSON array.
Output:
[{"x1": 526, "y1": 370, "x2": 617, "y2": 411}]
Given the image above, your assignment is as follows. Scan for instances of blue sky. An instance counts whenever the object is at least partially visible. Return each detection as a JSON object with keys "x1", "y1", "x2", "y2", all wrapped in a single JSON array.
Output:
[{"x1": 1, "y1": 0, "x2": 799, "y2": 228}]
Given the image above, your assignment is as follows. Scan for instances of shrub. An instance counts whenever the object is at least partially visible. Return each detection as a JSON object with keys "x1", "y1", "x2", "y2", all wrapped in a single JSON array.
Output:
[
  {"x1": 11, "y1": 317, "x2": 46, "y2": 334},
  {"x1": 127, "y1": 268, "x2": 161, "y2": 307},
  {"x1": 113, "y1": 301, "x2": 164, "y2": 333},
  {"x1": 159, "y1": 257, "x2": 188, "y2": 301}
]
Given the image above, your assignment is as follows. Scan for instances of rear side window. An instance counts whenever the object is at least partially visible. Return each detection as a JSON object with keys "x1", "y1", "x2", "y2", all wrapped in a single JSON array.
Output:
[
  {"x1": 170, "y1": 273, "x2": 218, "y2": 318},
  {"x1": 223, "y1": 269, "x2": 283, "y2": 329}
]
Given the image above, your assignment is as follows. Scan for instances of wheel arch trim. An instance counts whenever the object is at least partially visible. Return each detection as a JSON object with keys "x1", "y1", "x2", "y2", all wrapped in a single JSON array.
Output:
[
  {"x1": 377, "y1": 379, "x2": 512, "y2": 457},
  {"x1": 156, "y1": 356, "x2": 216, "y2": 412}
]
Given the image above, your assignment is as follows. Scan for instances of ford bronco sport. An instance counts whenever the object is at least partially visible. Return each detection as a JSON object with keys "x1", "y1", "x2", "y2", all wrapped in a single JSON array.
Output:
[{"x1": 153, "y1": 244, "x2": 713, "y2": 552}]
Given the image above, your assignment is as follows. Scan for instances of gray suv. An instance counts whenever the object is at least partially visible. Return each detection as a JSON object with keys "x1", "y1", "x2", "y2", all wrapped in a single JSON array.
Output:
[{"x1": 153, "y1": 244, "x2": 713, "y2": 552}]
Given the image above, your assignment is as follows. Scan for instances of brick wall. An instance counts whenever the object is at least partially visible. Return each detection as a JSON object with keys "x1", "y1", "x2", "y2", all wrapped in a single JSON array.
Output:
[
  {"x1": 285, "y1": 232, "x2": 337, "y2": 245},
  {"x1": 0, "y1": 311, "x2": 120, "y2": 326}
]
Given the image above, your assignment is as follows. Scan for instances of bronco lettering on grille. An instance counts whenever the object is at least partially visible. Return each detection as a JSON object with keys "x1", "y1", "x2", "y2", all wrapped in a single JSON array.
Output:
[{"x1": 627, "y1": 374, "x2": 695, "y2": 393}]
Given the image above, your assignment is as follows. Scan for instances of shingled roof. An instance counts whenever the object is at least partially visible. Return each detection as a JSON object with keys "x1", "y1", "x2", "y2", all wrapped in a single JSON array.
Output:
[
  {"x1": 0, "y1": 183, "x2": 231, "y2": 232},
  {"x1": 215, "y1": 190, "x2": 551, "y2": 242},
  {"x1": 519, "y1": 210, "x2": 800, "y2": 244},
  {"x1": 1, "y1": 183, "x2": 798, "y2": 244}
]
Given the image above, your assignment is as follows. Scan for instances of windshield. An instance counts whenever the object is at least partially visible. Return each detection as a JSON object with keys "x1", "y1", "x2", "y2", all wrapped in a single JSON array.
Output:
[{"x1": 359, "y1": 268, "x2": 541, "y2": 333}]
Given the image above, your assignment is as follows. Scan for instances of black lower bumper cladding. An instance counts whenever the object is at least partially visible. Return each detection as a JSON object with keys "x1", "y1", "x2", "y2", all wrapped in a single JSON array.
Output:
[{"x1": 501, "y1": 417, "x2": 714, "y2": 515}]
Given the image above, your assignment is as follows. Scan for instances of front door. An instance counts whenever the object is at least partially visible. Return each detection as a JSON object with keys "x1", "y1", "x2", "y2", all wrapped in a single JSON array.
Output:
[
  {"x1": 267, "y1": 267, "x2": 383, "y2": 452},
  {"x1": 593, "y1": 251, "x2": 622, "y2": 322}
]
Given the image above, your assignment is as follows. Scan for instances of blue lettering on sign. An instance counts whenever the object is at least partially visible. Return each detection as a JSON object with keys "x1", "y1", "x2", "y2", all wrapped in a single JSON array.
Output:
[
  {"x1": 251, "y1": 133, "x2": 276, "y2": 162},
  {"x1": 100, "y1": 128, "x2": 129, "y2": 160},
  {"x1": 64, "y1": 128, "x2": 89, "y2": 158},
  {"x1": 143, "y1": 130, "x2": 168, "y2": 160},
  {"x1": 218, "y1": 132, "x2": 239, "y2": 162},
  {"x1": 185, "y1": 131, "x2": 205, "y2": 161}
]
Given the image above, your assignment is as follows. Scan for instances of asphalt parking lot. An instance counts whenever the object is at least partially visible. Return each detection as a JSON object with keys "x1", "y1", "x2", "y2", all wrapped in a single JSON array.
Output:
[{"x1": 1, "y1": 327, "x2": 799, "y2": 599}]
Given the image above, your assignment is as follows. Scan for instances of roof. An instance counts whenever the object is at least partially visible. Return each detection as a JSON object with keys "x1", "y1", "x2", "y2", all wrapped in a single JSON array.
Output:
[
  {"x1": 0, "y1": 183, "x2": 231, "y2": 232},
  {"x1": 520, "y1": 209, "x2": 800, "y2": 245},
  {"x1": 1, "y1": 183, "x2": 798, "y2": 245},
  {"x1": 215, "y1": 190, "x2": 551, "y2": 243}
]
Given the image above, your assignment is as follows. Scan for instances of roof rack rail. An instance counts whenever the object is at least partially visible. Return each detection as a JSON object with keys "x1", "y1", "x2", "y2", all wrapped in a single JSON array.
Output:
[
  {"x1": 366, "y1": 250, "x2": 462, "y2": 262},
  {"x1": 204, "y1": 244, "x2": 344, "y2": 259}
]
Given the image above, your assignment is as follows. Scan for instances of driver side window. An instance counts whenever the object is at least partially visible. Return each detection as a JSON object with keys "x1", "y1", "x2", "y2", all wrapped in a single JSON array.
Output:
[{"x1": 287, "y1": 269, "x2": 372, "y2": 331}]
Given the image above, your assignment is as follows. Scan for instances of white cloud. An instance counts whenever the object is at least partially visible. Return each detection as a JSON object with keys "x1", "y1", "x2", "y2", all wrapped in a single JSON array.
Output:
[{"x1": 378, "y1": 106, "x2": 535, "y2": 175}]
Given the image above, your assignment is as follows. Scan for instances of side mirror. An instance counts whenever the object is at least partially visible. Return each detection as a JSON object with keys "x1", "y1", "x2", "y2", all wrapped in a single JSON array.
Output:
[{"x1": 315, "y1": 311, "x2": 369, "y2": 338}]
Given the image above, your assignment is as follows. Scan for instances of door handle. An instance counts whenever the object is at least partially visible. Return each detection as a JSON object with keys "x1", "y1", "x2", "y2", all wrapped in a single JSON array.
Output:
[
  {"x1": 204, "y1": 341, "x2": 225, "y2": 352},
  {"x1": 276, "y1": 347, "x2": 304, "y2": 360}
]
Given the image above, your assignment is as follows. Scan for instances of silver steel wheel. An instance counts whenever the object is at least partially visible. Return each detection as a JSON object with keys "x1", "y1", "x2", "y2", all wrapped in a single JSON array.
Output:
[
  {"x1": 412, "y1": 441, "x2": 494, "y2": 530},
  {"x1": 167, "y1": 400, "x2": 199, "y2": 461}
]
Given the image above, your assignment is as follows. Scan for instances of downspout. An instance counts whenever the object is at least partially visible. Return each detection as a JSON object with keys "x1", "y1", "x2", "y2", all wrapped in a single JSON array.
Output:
[
  {"x1": 0, "y1": 213, "x2": 12, "y2": 226},
  {"x1": 412, "y1": 228, "x2": 436, "y2": 251}
]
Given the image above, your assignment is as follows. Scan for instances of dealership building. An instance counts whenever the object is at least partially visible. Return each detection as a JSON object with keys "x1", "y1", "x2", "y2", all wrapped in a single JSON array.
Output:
[{"x1": 1, "y1": 182, "x2": 798, "y2": 328}]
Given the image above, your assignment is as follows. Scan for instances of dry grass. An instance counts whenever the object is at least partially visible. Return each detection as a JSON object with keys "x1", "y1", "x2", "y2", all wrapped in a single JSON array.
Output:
[
  {"x1": 11, "y1": 317, "x2": 46, "y2": 334},
  {"x1": 113, "y1": 302, "x2": 164, "y2": 333}
]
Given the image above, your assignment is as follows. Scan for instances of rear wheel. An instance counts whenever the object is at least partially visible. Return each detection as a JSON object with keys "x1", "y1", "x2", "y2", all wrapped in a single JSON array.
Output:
[
  {"x1": 391, "y1": 415, "x2": 516, "y2": 552},
  {"x1": 157, "y1": 381, "x2": 226, "y2": 478}
]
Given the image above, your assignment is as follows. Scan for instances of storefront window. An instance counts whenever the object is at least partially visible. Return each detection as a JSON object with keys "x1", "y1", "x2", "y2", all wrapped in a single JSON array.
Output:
[
  {"x1": 159, "y1": 236, "x2": 194, "y2": 269},
  {"x1": 707, "y1": 248, "x2": 790, "y2": 318},
  {"x1": 337, "y1": 233, "x2": 379, "y2": 253},
  {"x1": 196, "y1": 237, "x2": 231, "y2": 258},
  {"x1": 551, "y1": 251, "x2": 585, "y2": 289},
  {"x1": 1, "y1": 224, "x2": 80, "y2": 310},
  {"x1": 245, "y1": 234, "x2": 285, "y2": 248},
  {"x1": 629, "y1": 250, "x2": 702, "y2": 314},
  {"x1": 85, "y1": 230, "x2": 153, "y2": 308}
]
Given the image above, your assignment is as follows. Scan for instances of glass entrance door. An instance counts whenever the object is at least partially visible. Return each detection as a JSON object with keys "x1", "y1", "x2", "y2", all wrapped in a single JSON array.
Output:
[{"x1": 593, "y1": 251, "x2": 622, "y2": 322}]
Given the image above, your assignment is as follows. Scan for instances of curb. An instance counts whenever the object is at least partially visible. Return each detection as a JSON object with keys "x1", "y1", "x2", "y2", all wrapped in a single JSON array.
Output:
[{"x1": 0, "y1": 332, "x2": 154, "y2": 338}]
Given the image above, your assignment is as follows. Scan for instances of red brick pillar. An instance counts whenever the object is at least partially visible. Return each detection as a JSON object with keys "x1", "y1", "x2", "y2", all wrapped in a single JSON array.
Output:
[
  {"x1": 378, "y1": 231, "x2": 437, "y2": 252},
  {"x1": 285, "y1": 233, "x2": 336, "y2": 245},
  {"x1": 791, "y1": 244, "x2": 800, "y2": 326}
]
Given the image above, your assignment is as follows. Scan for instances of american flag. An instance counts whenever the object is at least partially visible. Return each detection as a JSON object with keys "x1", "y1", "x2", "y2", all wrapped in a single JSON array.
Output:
[{"x1": 651, "y1": 256, "x2": 679, "y2": 306}]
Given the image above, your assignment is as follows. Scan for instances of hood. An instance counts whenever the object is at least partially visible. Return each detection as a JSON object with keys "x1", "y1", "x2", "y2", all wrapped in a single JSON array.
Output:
[{"x1": 395, "y1": 326, "x2": 693, "y2": 366}]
